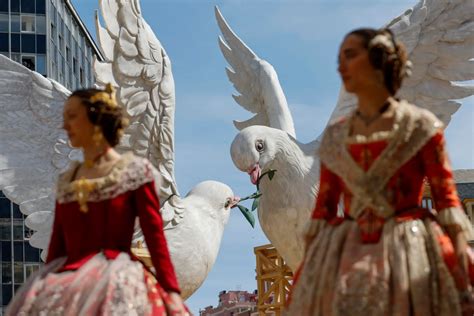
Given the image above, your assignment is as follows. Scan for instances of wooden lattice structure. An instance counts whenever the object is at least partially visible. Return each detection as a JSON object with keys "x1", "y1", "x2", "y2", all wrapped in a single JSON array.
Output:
[{"x1": 254, "y1": 244, "x2": 293, "y2": 316}]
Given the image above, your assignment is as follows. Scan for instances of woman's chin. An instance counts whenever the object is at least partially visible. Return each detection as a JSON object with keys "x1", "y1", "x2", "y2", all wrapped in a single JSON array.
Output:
[{"x1": 342, "y1": 82, "x2": 356, "y2": 93}]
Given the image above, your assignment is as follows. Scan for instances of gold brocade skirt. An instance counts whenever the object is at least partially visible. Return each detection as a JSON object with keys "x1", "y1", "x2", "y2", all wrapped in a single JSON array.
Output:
[{"x1": 285, "y1": 218, "x2": 461, "y2": 316}]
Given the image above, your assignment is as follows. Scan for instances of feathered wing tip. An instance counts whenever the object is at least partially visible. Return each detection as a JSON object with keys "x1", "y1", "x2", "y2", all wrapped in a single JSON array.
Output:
[
  {"x1": 392, "y1": 0, "x2": 474, "y2": 125},
  {"x1": 215, "y1": 6, "x2": 296, "y2": 136}
]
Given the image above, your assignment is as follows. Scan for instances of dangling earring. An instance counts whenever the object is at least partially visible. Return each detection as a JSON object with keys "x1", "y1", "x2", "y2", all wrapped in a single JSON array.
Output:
[{"x1": 93, "y1": 125, "x2": 103, "y2": 146}]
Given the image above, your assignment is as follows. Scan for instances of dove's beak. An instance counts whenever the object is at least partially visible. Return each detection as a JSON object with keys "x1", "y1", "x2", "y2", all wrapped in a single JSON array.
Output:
[
  {"x1": 229, "y1": 196, "x2": 241, "y2": 209},
  {"x1": 248, "y1": 163, "x2": 261, "y2": 185}
]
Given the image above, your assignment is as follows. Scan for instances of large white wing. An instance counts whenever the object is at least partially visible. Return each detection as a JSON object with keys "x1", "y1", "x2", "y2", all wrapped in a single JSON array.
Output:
[
  {"x1": 328, "y1": 0, "x2": 473, "y2": 125},
  {"x1": 215, "y1": 7, "x2": 296, "y2": 137},
  {"x1": 94, "y1": 0, "x2": 178, "y2": 199},
  {"x1": 94, "y1": 0, "x2": 180, "y2": 227},
  {"x1": 0, "y1": 55, "x2": 75, "y2": 257}
]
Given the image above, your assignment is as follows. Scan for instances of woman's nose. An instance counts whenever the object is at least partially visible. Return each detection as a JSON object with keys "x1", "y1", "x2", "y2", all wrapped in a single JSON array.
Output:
[{"x1": 338, "y1": 61, "x2": 346, "y2": 74}]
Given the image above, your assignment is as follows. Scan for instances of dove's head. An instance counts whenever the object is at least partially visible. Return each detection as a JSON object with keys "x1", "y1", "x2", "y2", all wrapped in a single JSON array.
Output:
[
  {"x1": 187, "y1": 180, "x2": 238, "y2": 226},
  {"x1": 231, "y1": 126, "x2": 285, "y2": 185}
]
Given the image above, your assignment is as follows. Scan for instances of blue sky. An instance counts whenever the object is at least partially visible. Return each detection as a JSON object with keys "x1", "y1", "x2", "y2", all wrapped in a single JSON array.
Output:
[{"x1": 72, "y1": 1, "x2": 473, "y2": 313}]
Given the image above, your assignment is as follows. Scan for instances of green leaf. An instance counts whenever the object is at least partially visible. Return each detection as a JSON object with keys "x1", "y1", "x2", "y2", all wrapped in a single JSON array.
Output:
[
  {"x1": 249, "y1": 192, "x2": 262, "y2": 199},
  {"x1": 251, "y1": 197, "x2": 259, "y2": 212},
  {"x1": 237, "y1": 205, "x2": 255, "y2": 228}
]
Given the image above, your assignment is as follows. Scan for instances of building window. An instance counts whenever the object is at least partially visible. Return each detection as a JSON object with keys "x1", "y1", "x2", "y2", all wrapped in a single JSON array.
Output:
[
  {"x1": 0, "y1": 32, "x2": 8, "y2": 51},
  {"x1": 21, "y1": 15, "x2": 35, "y2": 33},
  {"x1": 73, "y1": 56, "x2": 77, "y2": 75},
  {"x1": 0, "y1": 0, "x2": 8, "y2": 12},
  {"x1": 11, "y1": 33, "x2": 20, "y2": 52},
  {"x1": 11, "y1": 14, "x2": 21, "y2": 32},
  {"x1": 0, "y1": 198, "x2": 10, "y2": 218},
  {"x1": 36, "y1": 34, "x2": 46, "y2": 54},
  {"x1": 12, "y1": 204, "x2": 21, "y2": 219},
  {"x1": 21, "y1": 34, "x2": 35, "y2": 53},
  {"x1": 36, "y1": 15, "x2": 46, "y2": 34},
  {"x1": 2, "y1": 284, "x2": 12, "y2": 306},
  {"x1": 21, "y1": 55, "x2": 35, "y2": 71},
  {"x1": 37, "y1": 54, "x2": 46, "y2": 75},
  {"x1": 66, "y1": 46, "x2": 70, "y2": 63},
  {"x1": 13, "y1": 262, "x2": 24, "y2": 284},
  {"x1": 14, "y1": 241, "x2": 24, "y2": 261},
  {"x1": 58, "y1": 34, "x2": 63, "y2": 53},
  {"x1": 50, "y1": 22, "x2": 56, "y2": 40},
  {"x1": 0, "y1": 13, "x2": 8, "y2": 32},
  {"x1": 2, "y1": 262, "x2": 12, "y2": 283},
  {"x1": 13, "y1": 224, "x2": 23, "y2": 241},
  {"x1": 36, "y1": 0, "x2": 46, "y2": 14},
  {"x1": 21, "y1": 0, "x2": 36, "y2": 14},
  {"x1": 80, "y1": 67, "x2": 84, "y2": 85},
  {"x1": 50, "y1": 60, "x2": 56, "y2": 79},
  {"x1": 0, "y1": 220, "x2": 11, "y2": 240},
  {"x1": 25, "y1": 243, "x2": 40, "y2": 262},
  {"x1": 11, "y1": 0, "x2": 20, "y2": 13},
  {"x1": 1, "y1": 241, "x2": 11, "y2": 261}
]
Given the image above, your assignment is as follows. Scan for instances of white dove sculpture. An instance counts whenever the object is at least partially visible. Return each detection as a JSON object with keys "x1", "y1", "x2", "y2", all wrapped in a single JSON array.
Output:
[
  {"x1": 216, "y1": 0, "x2": 474, "y2": 272},
  {"x1": 0, "y1": 0, "x2": 239, "y2": 300}
]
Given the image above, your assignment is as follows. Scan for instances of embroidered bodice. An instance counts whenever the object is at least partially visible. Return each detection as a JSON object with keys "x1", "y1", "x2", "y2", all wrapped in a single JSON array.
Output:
[
  {"x1": 46, "y1": 153, "x2": 180, "y2": 293},
  {"x1": 313, "y1": 101, "x2": 473, "y2": 242}
]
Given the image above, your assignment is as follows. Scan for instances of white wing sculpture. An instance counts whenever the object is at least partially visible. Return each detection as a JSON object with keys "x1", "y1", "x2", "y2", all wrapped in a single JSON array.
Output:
[
  {"x1": 0, "y1": 0, "x2": 238, "y2": 300},
  {"x1": 218, "y1": 0, "x2": 474, "y2": 271},
  {"x1": 0, "y1": 55, "x2": 76, "y2": 257}
]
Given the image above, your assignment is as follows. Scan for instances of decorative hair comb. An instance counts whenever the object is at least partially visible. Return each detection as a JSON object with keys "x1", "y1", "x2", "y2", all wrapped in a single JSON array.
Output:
[
  {"x1": 90, "y1": 83, "x2": 117, "y2": 108},
  {"x1": 369, "y1": 33, "x2": 395, "y2": 53}
]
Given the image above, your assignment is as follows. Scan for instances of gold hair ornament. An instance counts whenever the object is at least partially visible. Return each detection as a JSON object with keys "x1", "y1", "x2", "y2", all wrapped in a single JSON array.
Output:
[{"x1": 89, "y1": 83, "x2": 118, "y2": 109}]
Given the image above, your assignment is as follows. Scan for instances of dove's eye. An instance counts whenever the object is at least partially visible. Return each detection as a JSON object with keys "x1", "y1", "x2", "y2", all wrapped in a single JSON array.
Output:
[
  {"x1": 255, "y1": 141, "x2": 264, "y2": 153},
  {"x1": 224, "y1": 198, "x2": 232, "y2": 208}
]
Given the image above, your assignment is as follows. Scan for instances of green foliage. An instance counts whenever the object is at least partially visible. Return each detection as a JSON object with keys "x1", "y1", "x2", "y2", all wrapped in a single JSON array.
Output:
[{"x1": 233, "y1": 169, "x2": 277, "y2": 228}]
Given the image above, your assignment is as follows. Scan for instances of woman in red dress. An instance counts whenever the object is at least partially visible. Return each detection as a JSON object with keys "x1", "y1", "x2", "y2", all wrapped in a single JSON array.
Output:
[
  {"x1": 285, "y1": 29, "x2": 473, "y2": 315},
  {"x1": 6, "y1": 85, "x2": 188, "y2": 315}
]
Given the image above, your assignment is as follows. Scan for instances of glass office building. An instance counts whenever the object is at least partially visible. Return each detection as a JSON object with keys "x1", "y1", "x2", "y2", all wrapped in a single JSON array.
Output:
[
  {"x1": 0, "y1": 0, "x2": 103, "y2": 312},
  {"x1": 0, "y1": 0, "x2": 103, "y2": 90}
]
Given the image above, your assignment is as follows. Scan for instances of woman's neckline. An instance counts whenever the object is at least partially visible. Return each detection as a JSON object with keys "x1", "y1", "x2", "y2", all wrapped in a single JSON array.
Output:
[{"x1": 69, "y1": 152, "x2": 132, "y2": 183}]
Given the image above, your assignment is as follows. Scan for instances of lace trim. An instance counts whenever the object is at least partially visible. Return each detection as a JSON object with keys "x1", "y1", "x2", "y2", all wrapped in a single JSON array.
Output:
[
  {"x1": 346, "y1": 120, "x2": 400, "y2": 144},
  {"x1": 437, "y1": 206, "x2": 474, "y2": 240},
  {"x1": 319, "y1": 100, "x2": 443, "y2": 219},
  {"x1": 56, "y1": 152, "x2": 155, "y2": 204}
]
